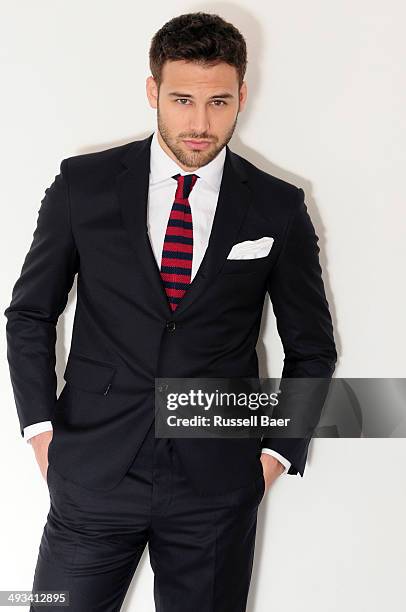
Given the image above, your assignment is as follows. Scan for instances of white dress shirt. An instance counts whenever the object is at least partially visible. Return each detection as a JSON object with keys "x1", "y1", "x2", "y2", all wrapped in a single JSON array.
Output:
[{"x1": 24, "y1": 130, "x2": 291, "y2": 474}]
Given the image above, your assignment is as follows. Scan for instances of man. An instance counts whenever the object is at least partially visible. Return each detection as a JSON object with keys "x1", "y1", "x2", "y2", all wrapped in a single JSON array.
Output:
[{"x1": 4, "y1": 11, "x2": 337, "y2": 612}]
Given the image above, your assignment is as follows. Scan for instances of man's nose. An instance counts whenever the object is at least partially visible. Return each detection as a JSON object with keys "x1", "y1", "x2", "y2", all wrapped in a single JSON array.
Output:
[{"x1": 188, "y1": 107, "x2": 210, "y2": 135}]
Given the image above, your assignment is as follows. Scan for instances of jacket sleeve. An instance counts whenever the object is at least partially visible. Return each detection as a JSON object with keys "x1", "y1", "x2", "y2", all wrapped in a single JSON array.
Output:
[
  {"x1": 262, "y1": 187, "x2": 337, "y2": 475},
  {"x1": 4, "y1": 158, "x2": 79, "y2": 436}
]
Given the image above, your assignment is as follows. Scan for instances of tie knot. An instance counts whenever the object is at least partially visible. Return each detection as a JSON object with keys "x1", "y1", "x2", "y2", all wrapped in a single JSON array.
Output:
[{"x1": 172, "y1": 173, "x2": 199, "y2": 199}]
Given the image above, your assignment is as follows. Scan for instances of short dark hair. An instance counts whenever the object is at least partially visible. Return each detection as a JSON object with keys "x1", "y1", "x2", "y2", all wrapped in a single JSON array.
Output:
[{"x1": 149, "y1": 12, "x2": 247, "y2": 90}]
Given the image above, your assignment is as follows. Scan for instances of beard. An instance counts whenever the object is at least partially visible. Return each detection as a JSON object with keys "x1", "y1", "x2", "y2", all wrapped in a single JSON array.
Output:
[{"x1": 157, "y1": 106, "x2": 239, "y2": 170}]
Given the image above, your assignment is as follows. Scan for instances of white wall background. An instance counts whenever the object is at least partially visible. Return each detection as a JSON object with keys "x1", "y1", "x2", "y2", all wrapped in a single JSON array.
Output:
[{"x1": 1, "y1": 1, "x2": 405, "y2": 610}]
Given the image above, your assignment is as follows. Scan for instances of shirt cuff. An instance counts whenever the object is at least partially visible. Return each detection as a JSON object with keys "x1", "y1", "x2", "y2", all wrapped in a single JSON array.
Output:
[
  {"x1": 261, "y1": 447, "x2": 291, "y2": 474},
  {"x1": 24, "y1": 421, "x2": 53, "y2": 443}
]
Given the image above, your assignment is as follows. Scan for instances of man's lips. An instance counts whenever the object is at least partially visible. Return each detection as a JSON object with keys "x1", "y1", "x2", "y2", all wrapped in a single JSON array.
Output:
[{"x1": 183, "y1": 139, "x2": 212, "y2": 150}]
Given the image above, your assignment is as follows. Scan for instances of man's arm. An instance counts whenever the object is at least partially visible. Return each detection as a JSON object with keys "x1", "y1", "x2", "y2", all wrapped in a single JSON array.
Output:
[
  {"x1": 4, "y1": 158, "x2": 78, "y2": 437},
  {"x1": 24, "y1": 422, "x2": 53, "y2": 442},
  {"x1": 262, "y1": 187, "x2": 337, "y2": 475},
  {"x1": 261, "y1": 448, "x2": 291, "y2": 474}
]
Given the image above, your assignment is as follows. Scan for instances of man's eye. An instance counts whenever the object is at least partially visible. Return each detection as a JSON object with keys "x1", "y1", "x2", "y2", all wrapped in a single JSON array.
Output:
[{"x1": 175, "y1": 99, "x2": 227, "y2": 106}]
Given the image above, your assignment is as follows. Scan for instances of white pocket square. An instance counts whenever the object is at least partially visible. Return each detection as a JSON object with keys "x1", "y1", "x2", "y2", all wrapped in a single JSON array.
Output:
[{"x1": 226, "y1": 236, "x2": 274, "y2": 260}]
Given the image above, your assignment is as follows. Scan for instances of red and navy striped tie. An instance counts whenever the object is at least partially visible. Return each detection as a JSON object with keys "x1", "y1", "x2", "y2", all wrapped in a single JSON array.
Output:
[{"x1": 160, "y1": 173, "x2": 199, "y2": 311}]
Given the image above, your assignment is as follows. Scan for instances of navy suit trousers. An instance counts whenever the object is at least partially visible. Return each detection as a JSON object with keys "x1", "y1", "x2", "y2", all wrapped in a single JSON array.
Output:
[{"x1": 30, "y1": 424, "x2": 265, "y2": 611}]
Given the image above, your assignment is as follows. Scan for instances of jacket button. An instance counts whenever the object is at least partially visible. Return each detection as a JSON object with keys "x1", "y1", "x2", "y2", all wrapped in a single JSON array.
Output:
[{"x1": 166, "y1": 321, "x2": 176, "y2": 332}]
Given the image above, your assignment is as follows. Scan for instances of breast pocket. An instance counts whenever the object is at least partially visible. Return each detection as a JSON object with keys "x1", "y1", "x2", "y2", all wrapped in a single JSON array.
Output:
[{"x1": 220, "y1": 256, "x2": 271, "y2": 275}]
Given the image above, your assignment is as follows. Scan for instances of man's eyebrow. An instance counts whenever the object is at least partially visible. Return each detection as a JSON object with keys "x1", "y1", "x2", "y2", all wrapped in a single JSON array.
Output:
[{"x1": 168, "y1": 92, "x2": 234, "y2": 99}]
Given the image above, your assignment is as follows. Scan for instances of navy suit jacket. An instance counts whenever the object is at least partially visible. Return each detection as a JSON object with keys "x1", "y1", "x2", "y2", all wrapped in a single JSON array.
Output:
[{"x1": 4, "y1": 133, "x2": 337, "y2": 494}]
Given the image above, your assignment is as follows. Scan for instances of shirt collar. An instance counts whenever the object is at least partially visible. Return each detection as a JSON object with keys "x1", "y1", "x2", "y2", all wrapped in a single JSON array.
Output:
[{"x1": 149, "y1": 129, "x2": 226, "y2": 192}]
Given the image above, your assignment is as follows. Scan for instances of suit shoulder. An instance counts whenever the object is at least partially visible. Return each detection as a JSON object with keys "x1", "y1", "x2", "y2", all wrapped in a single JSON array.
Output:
[
  {"x1": 60, "y1": 137, "x2": 147, "y2": 179},
  {"x1": 237, "y1": 152, "x2": 299, "y2": 192},
  {"x1": 232, "y1": 150, "x2": 302, "y2": 216}
]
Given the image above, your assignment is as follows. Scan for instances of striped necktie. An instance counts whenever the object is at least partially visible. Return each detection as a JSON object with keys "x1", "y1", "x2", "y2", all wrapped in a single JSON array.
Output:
[{"x1": 159, "y1": 173, "x2": 199, "y2": 312}]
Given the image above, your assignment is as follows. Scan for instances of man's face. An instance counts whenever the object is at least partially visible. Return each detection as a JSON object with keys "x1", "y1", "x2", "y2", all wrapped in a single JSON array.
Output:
[{"x1": 146, "y1": 60, "x2": 247, "y2": 171}]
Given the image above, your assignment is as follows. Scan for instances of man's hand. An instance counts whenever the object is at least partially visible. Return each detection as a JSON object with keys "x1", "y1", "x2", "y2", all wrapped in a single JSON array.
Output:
[
  {"x1": 29, "y1": 430, "x2": 53, "y2": 482},
  {"x1": 260, "y1": 453, "x2": 285, "y2": 495}
]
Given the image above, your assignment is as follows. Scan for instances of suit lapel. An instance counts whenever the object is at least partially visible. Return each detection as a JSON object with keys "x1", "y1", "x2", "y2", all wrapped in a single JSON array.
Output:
[{"x1": 116, "y1": 132, "x2": 253, "y2": 319}]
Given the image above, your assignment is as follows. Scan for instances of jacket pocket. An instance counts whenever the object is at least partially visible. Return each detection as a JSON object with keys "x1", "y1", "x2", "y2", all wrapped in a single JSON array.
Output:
[
  {"x1": 220, "y1": 255, "x2": 271, "y2": 274},
  {"x1": 63, "y1": 352, "x2": 117, "y2": 395}
]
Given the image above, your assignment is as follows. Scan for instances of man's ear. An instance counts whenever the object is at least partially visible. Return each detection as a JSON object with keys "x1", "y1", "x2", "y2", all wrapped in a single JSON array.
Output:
[
  {"x1": 239, "y1": 81, "x2": 248, "y2": 112},
  {"x1": 146, "y1": 76, "x2": 158, "y2": 109}
]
